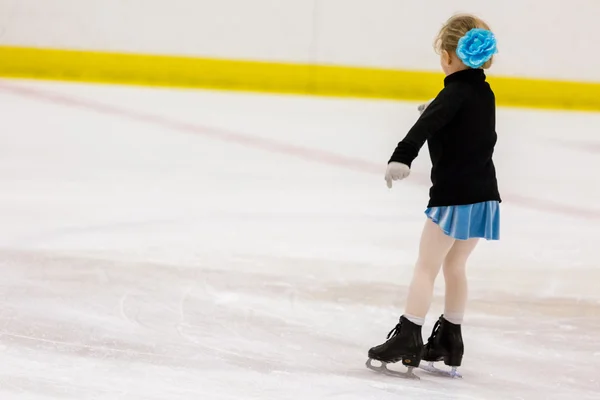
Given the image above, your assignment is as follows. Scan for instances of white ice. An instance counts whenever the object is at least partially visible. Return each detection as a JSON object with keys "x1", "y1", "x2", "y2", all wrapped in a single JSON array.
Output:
[{"x1": 0, "y1": 79, "x2": 598, "y2": 399}]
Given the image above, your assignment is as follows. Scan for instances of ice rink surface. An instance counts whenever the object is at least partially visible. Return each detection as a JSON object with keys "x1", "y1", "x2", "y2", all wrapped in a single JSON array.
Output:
[{"x1": 0, "y1": 78, "x2": 598, "y2": 399}]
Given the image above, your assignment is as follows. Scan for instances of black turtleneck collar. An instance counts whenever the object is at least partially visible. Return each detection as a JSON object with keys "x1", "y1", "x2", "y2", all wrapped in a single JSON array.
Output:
[{"x1": 444, "y1": 68, "x2": 486, "y2": 86}]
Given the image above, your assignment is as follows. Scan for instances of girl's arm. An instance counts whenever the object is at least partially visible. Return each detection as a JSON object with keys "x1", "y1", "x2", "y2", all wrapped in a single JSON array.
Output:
[{"x1": 388, "y1": 85, "x2": 465, "y2": 167}]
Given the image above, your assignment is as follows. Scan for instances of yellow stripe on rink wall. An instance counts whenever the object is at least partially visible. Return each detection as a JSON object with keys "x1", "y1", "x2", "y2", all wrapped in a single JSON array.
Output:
[{"x1": 2, "y1": 46, "x2": 600, "y2": 112}]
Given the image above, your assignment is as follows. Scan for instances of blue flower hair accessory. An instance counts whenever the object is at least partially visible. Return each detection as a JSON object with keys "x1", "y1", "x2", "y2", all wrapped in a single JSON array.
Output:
[{"x1": 456, "y1": 28, "x2": 498, "y2": 69}]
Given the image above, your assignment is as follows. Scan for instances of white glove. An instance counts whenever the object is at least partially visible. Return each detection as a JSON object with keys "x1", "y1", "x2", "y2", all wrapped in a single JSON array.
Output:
[
  {"x1": 385, "y1": 162, "x2": 410, "y2": 188},
  {"x1": 417, "y1": 99, "x2": 433, "y2": 115}
]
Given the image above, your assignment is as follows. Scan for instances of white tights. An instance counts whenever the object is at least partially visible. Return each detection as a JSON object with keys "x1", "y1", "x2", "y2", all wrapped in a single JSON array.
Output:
[{"x1": 404, "y1": 218, "x2": 479, "y2": 325}]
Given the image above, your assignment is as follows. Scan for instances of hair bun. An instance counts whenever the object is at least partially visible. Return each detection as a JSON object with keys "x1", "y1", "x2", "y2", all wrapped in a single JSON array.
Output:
[{"x1": 456, "y1": 28, "x2": 498, "y2": 69}]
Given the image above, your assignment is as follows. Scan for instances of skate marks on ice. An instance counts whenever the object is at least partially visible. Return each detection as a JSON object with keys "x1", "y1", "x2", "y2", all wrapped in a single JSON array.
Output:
[
  {"x1": 0, "y1": 249, "x2": 413, "y2": 399},
  {"x1": 0, "y1": 249, "x2": 599, "y2": 399},
  {"x1": 0, "y1": 250, "x2": 351, "y2": 362},
  {"x1": 0, "y1": 250, "x2": 478, "y2": 400}
]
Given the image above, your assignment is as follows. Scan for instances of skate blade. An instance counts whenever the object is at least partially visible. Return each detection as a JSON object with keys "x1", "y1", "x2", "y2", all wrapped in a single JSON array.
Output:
[
  {"x1": 419, "y1": 362, "x2": 462, "y2": 379},
  {"x1": 365, "y1": 359, "x2": 420, "y2": 380}
]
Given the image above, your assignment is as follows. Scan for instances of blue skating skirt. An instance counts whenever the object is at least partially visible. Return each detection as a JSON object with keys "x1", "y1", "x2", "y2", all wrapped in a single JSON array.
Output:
[{"x1": 424, "y1": 201, "x2": 500, "y2": 240}]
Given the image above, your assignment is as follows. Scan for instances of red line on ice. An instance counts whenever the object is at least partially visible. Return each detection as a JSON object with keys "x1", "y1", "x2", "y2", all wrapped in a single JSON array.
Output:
[{"x1": 0, "y1": 80, "x2": 597, "y2": 221}]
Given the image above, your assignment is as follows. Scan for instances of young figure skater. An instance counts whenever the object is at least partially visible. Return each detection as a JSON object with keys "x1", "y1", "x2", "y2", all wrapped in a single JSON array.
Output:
[{"x1": 366, "y1": 14, "x2": 501, "y2": 378}]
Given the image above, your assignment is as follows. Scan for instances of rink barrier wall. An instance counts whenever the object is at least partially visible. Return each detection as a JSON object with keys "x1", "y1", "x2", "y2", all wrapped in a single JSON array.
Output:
[{"x1": 2, "y1": 46, "x2": 600, "y2": 111}]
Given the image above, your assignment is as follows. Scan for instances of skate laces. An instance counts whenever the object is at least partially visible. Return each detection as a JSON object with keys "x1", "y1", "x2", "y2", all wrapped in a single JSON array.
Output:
[
  {"x1": 426, "y1": 318, "x2": 442, "y2": 343},
  {"x1": 386, "y1": 321, "x2": 403, "y2": 339}
]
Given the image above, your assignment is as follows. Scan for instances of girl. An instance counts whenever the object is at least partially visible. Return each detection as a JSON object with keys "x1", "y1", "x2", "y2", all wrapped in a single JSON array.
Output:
[{"x1": 366, "y1": 14, "x2": 501, "y2": 379}]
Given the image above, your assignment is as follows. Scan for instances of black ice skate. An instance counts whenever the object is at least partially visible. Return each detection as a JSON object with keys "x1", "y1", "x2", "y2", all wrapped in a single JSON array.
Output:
[
  {"x1": 366, "y1": 316, "x2": 423, "y2": 379},
  {"x1": 420, "y1": 315, "x2": 463, "y2": 378}
]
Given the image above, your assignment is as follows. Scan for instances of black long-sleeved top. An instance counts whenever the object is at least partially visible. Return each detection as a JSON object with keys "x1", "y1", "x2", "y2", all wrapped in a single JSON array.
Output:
[{"x1": 389, "y1": 68, "x2": 501, "y2": 207}]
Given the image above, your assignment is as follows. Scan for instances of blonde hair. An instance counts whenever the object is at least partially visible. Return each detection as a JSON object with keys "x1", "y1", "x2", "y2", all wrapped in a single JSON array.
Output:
[{"x1": 435, "y1": 14, "x2": 495, "y2": 69}]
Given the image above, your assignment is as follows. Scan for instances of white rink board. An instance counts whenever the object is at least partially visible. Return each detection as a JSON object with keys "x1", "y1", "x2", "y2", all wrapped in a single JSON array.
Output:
[{"x1": 1, "y1": 0, "x2": 600, "y2": 81}]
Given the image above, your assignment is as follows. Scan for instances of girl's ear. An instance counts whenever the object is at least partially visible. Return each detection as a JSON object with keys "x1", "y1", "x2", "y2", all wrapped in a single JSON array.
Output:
[{"x1": 442, "y1": 50, "x2": 452, "y2": 65}]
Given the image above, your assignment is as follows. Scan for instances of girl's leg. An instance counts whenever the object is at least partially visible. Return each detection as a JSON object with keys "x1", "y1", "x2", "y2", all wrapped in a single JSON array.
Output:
[
  {"x1": 404, "y1": 218, "x2": 456, "y2": 322},
  {"x1": 442, "y1": 238, "x2": 479, "y2": 324}
]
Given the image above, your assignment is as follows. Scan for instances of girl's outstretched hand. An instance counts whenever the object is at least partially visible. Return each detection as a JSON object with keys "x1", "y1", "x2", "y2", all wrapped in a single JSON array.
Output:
[
  {"x1": 417, "y1": 100, "x2": 433, "y2": 115},
  {"x1": 385, "y1": 162, "x2": 410, "y2": 188}
]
